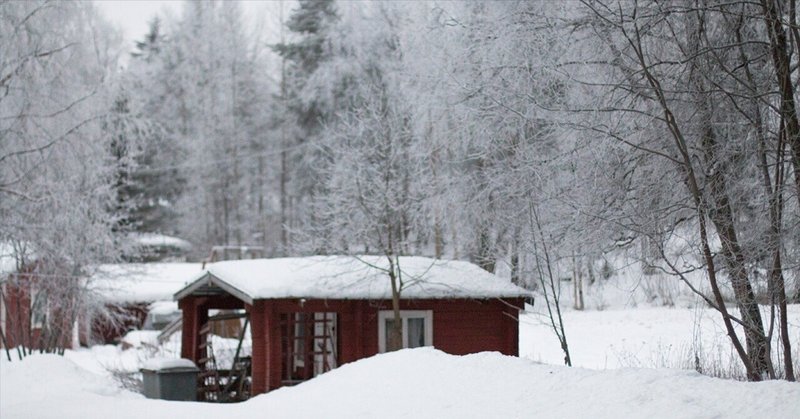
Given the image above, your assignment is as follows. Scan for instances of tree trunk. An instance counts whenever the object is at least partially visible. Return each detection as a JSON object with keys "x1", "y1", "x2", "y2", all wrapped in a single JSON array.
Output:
[
  {"x1": 762, "y1": 0, "x2": 800, "y2": 208},
  {"x1": 702, "y1": 115, "x2": 772, "y2": 379},
  {"x1": 530, "y1": 203, "x2": 571, "y2": 366},
  {"x1": 476, "y1": 224, "x2": 495, "y2": 273},
  {"x1": 510, "y1": 232, "x2": 520, "y2": 286},
  {"x1": 387, "y1": 255, "x2": 403, "y2": 352},
  {"x1": 279, "y1": 0, "x2": 289, "y2": 255},
  {"x1": 737, "y1": 15, "x2": 794, "y2": 379},
  {"x1": 623, "y1": 17, "x2": 766, "y2": 379},
  {"x1": 430, "y1": 141, "x2": 443, "y2": 259},
  {"x1": 572, "y1": 252, "x2": 584, "y2": 311},
  {"x1": 757, "y1": 1, "x2": 798, "y2": 378}
]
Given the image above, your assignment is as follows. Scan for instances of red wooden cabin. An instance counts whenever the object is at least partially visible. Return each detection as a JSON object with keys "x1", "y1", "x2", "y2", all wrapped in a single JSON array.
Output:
[
  {"x1": 174, "y1": 256, "x2": 530, "y2": 399},
  {"x1": 1, "y1": 242, "x2": 74, "y2": 350},
  {"x1": 85, "y1": 263, "x2": 202, "y2": 345},
  {"x1": 0, "y1": 269, "x2": 76, "y2": 351},
  {"x1": 1, "y1": 262, "x2": 203, "y2": 350}
]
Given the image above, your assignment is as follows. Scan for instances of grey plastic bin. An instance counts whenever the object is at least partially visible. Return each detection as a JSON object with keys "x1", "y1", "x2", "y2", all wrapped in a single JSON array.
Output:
[{"x1": 140, "y1": 359, "x2": 199, "y2": 401}]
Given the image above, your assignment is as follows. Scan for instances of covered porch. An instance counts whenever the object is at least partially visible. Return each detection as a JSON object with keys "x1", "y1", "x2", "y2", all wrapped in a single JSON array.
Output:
[{"x1": 179, "y1": 290, "x2": 372, "y2": 398}]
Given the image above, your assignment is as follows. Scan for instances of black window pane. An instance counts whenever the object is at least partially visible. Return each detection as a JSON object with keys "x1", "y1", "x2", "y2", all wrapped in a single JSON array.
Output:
[{"x1": 407, "y1": 318, "x2": 425, "y2": 348}]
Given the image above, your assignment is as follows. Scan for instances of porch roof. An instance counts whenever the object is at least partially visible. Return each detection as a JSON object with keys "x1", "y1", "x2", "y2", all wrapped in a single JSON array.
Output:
[{"x1": 174, "y1": 256, "x2": 531, "y2": 304}]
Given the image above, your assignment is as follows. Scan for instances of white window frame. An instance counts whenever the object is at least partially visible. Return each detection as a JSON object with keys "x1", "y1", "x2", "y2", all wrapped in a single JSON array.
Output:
[{"x1": 378, "y1": 310, "x2": 433, "y2": 353}]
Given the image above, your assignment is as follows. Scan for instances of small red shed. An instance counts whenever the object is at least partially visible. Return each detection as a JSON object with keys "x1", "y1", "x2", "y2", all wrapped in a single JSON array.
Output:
[
  {"x1": 86, "y1": 263, "x2": 203, "y2": 344},
  {"x1": 1, "y1": 268, "x2": 76, "y2": 351},
  {"x1": 174, "y1": 256, "x2": 530, "y2": 400},
  {"x1": 0, "y1": 242, "x2": 76, "y2": 351}
]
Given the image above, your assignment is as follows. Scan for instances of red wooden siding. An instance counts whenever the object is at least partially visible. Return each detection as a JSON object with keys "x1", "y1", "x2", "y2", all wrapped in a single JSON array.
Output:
[
  {"x1": 1, "y1": 280, "x2": 32, "y2": 348},
  {"x1": 356, "y1": 299, "x2": 522, "y2": 358},
  {"x1": 1, "y1": 276, "x2": 74, "y2": 350},
  {"x1": 248, "y1": 297, "x2": 522, "y2": 396},
  {"x1": 249, "y1": 300, "x2": 266, "y2": 394},
  {"x1": 89, "y1": 303, "x2": 149, "y2": 345},
  {"x1": 179, "y1": 294, "x2": 524, "y2": 397}
]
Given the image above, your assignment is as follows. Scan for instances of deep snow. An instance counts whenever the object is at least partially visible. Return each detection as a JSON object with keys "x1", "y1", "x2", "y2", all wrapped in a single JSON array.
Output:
[{"x1": 2, "y1": 348, "x2": 799, "y2": 419}]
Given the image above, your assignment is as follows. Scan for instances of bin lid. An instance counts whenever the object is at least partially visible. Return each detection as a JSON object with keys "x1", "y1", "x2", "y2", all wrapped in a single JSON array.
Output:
[{"x1": 140, "y1": 357, "x2": 199, "y2": 373}]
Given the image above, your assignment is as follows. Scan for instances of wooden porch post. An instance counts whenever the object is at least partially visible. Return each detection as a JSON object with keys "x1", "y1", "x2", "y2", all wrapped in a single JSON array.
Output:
[
  {"x1": 179, "y1": 297, "x2": 208, "y2": 362},
  {"x1": 196, "y1": 302, "x2": 208, "y2": 362},
  {"x1": 250, "y1": 300, "x2": 267, "y2": 395},
  {"x1": 179, "y1": 298, "x2": 195, "y2": 361},
  {"x1": 264, "y1": 301, "x2": 282, "y2": 391}
]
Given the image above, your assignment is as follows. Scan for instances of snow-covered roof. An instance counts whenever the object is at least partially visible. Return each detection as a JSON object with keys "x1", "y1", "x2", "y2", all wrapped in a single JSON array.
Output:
[
  {"x1": 132, "y1": 233, "x2": 192, "y2": 250},
  {"x1": 175, "y1": 256, "x2": 531, "y2": 304},
  {"x1": 89, "y1": 263, "x2": 204, "y2": 303}
]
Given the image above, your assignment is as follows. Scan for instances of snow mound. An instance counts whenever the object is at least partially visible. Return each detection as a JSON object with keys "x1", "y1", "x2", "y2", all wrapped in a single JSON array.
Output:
[
  {"x1": 1, "y1": 349, "x2": 798, "y2": 419},
  {"x1": 0, "y1": 354, "x2": 225, "y2": 419},
  {"x1": 0, "y1": 354, "x2": 138, "y2": 404},
  {"x1": 248, "y1": 348, "x2": 800, "y2": 419}
]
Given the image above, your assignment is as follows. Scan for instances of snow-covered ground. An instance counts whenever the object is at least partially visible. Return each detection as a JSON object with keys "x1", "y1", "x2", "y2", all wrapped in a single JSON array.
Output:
[
  {"x1": 2, "y1": 257, "x2": 799, "y2": 419},
  {"x1": 58, "y1": 331, "x2": 250, "y2": 379},
  {"x1": 3, "y1": 348, "x2": 799, "y2": 419},
  {"x1": 521, "y1": 305, "x2": 800, "y2": 374},
  {"x1": 518, "y1": 252, "x2": 800, "y2": 376}
]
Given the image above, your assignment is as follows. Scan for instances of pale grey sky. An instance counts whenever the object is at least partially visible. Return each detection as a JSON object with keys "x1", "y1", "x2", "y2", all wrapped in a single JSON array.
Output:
[
  {"x1": 94, "y1": 1, "x2": 286, "y2": 53},
  {"x1": 94, "y1": 1, "x2": 181, "y2": 45}
]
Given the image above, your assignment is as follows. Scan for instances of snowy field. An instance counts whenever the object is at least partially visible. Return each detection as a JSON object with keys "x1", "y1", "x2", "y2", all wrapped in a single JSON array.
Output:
[
  {"x1": 2, "y1": 348, "x2": 799, "y2": 419},
  {"x1": 521, "y1": 305, "x2": 800, "y2": 374},
  {"x1": 2, "y1": 305, "x2": 799, "y2": 418}
]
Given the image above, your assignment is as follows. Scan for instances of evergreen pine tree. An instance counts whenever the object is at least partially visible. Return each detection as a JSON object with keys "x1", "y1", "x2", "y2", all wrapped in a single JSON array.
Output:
[
  {"x1": 272, "y1": 0, "x2": 339, "y2": 252},
  {"x1": 108, "y1": 20, "x2": 185, "y2": 235}
]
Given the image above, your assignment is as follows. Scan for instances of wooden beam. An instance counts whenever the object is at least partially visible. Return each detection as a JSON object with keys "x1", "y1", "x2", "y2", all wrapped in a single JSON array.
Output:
[
  {"x1": 264, "y1": 301, "x2": 282, "y2": 391},
  {"x1": 249, "y1": 300, "x2": 267, "y2": 395}
]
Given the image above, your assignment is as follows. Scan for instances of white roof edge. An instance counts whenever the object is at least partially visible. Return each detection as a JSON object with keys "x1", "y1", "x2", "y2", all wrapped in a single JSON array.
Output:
[
  {"x1": 173, "y1": 272, "x2": 208, "y2": 301},
  {"x1": 174, "y1": 272, "x2": 254, "y2": 305},
  {"x1": 174, "y1": 275, "x2": 530, "y2": 303},
  {"x1": 262, "y1": 297, "x2": 530, "y2": 302}
]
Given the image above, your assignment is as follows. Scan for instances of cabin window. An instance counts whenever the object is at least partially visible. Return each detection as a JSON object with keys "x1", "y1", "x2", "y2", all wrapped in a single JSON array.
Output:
[
  {"x1": 378, "y1": 310, "x2": 433, "y2": 353},
  {"x1": 30, "y1": 286, "x2": 47, "y2": 329}
]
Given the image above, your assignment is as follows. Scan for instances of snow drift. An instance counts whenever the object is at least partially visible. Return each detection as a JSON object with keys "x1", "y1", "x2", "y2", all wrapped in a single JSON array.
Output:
[{"x1": 2, "y1": 348, "x2": 798, "y2": 419}]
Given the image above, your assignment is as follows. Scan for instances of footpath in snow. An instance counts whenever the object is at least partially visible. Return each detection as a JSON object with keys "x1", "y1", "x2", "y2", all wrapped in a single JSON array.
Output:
[{"x1": 2, "y1": 348, "x2": 798, "y2": 419}]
